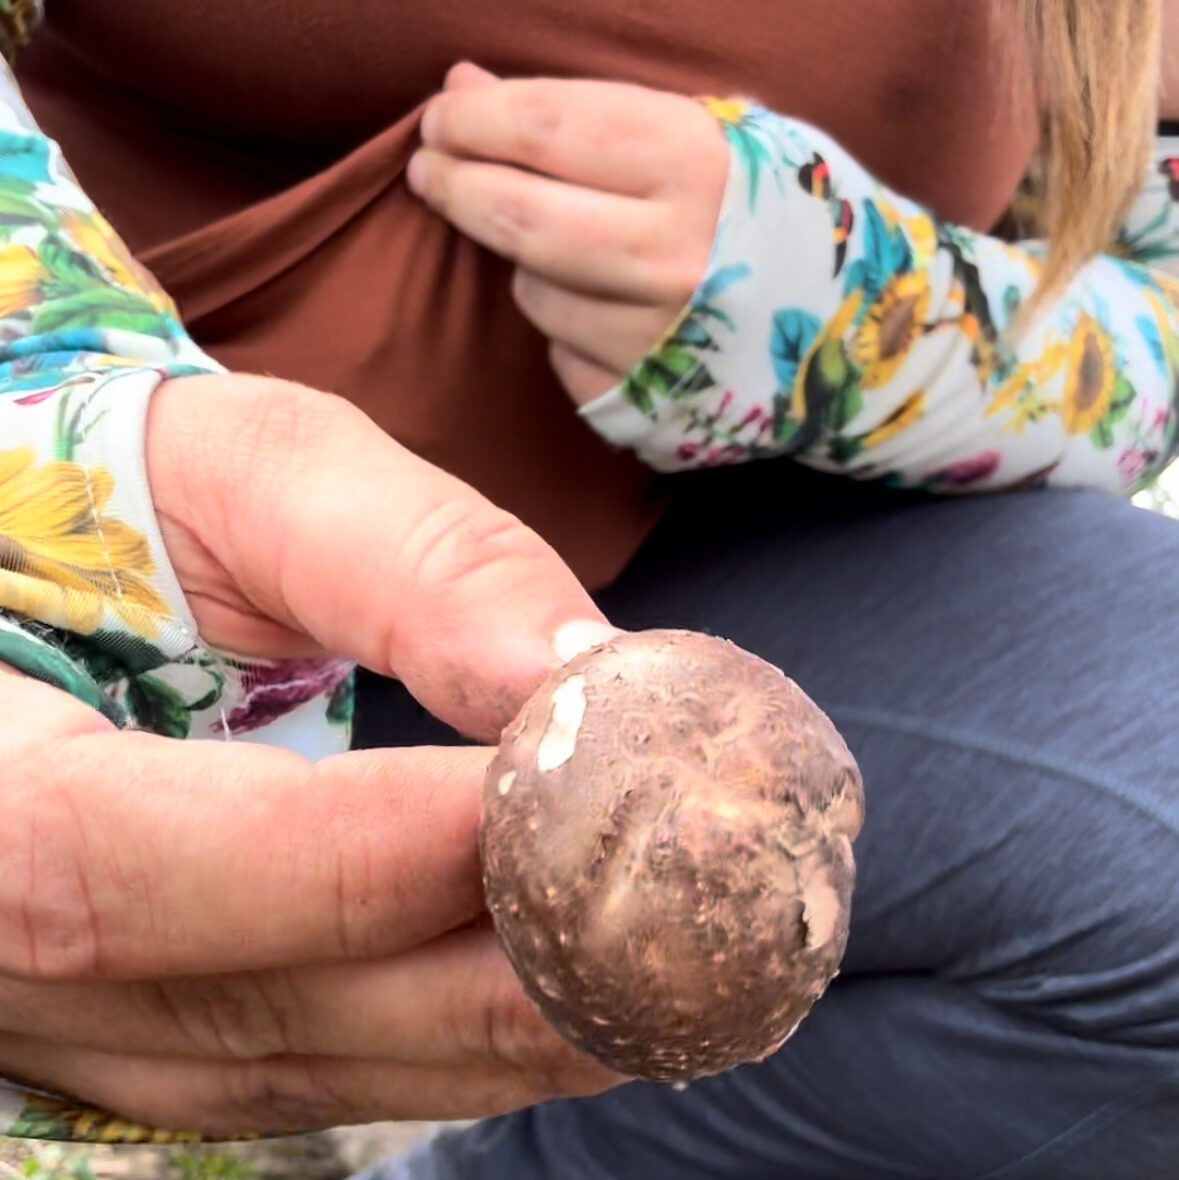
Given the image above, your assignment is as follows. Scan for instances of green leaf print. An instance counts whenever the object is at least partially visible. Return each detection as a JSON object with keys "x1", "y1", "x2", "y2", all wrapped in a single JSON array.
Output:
[
  {"x1": 826, "y1": 383, "x2": 864, "y2": 433},
  {"x1": 7, "y1": 1101, "x2": 81, "y2": 1143},
  {"x1": 770, "y1": 396, "x2": 799, "y2": 446},
  {"x1": 66, "y1": 628, "x2": 171, "y2": 678},
  {"x1": 622, "y1": 336, "x2": 715, "y2": 414},
  {"x1": 32, "y1": 288, "x2": 170, "y2": 337},
  {"x1": 1106, "y1": 375, "x2": 1137, "y2": 426},
  {"x1": 618, "y1": 263, "x2": 750, "y2": 416},
  {"x1": 187, "y1": 669, "x2": 228, "y2": 715},
  {"x1": 0, "y1": 185, "x2": 57, "y2": 232},
  {"x1": 1090, "y1": 418, "x2": 1117, "y2": 451},
  {"x1": 828, "y1": 434, "x2": 866, "y2": 466},
  {"x1": 126, "y1": 673, "x2": 192, "y2": 739},
  {"x1": 677, "y1": 317, "x2": 715, "y2": 349},
  {"x1": 695, "y1": 302, "x2": 738, "y2": 331},
  {"x1": 724, "y1": 123, "x2": 777, "y2": 210},
  {"x1": 39, "y1": 236, "x2": 106, "y2": 291},
  {"x1": 52, "y1": 386, "x2": 110, "y2": 462},
  {"x1": 0, "y1": 621, "x2": 127, "y2": 725},
  {"x1": 812, "y1": 336, "x2": 858, "y2": 401},
  {"x1": 327, "y1": 674, "x2": 356, "y2": 727},
  {"x1": 770, "y1": 309, "x2": 821, "y2": 392},
  {"x1": 620, "y1": 372, "x2": 655, "y2": 416},
  {"x1": 656, "y1": 343, "x2": 700, "y2": 382}
]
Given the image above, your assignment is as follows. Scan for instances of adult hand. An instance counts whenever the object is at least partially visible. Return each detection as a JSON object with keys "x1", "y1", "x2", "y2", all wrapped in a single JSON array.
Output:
[
  {"x1": 409, "y1": 64, "x2": 730, "y2": 405},
  {"x1": 0, "y1": 373, "x2": 621, "y2": 1136}
]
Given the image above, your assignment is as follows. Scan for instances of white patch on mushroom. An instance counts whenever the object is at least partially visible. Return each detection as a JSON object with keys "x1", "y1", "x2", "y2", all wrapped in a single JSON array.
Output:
[
  {"x1": 497, "y1": 770, "x2": 517, "y2": 796},
  {"x1": 536, "y1": 674, "x2": 588, "y2": 772},
  {"x1": 802, "y1": 869, "x2": 842, "y2": 949}
]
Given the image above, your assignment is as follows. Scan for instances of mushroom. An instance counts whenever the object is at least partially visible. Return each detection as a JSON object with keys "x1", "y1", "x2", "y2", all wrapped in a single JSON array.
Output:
[{"x1": 479, "y1": 629, "x2": 864, "y2": 1082}]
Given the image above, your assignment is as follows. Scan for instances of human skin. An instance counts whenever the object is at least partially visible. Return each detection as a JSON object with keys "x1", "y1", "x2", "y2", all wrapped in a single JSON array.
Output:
[
  {"x1": 3, "y1": 4, "x2": 1177, "y2": 1128},
  {"x1": 0, "y1": 373, "x2": 624, "y2": 1136}
]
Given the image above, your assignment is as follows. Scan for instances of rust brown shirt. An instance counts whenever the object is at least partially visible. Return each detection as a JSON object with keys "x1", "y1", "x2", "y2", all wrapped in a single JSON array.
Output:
[{"x1": 16, "y1": 0, "x2": 1035, "y2": 587}]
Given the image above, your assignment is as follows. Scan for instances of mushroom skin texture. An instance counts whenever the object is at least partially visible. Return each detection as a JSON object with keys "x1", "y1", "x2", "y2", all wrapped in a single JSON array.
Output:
[{"x1": 479, "y1": 629, "x2": 865, "y2": 1083}]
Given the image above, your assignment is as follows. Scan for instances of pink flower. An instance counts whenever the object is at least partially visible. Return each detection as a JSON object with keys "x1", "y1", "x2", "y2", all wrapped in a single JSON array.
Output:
[
  {"x1": 677, "y1": 441, "x2": 701, "y2": 462},
  {"x1": 698, "y1": 443, "x2": 748, "y2": 467},
  {"x1": 937, "y1": 449, "x2": 1002, "y2": 487},
  {"x1": 739, "y1": 406, "x2": 765, "y2": 430},
  {"x1": 1117, "y1": 447, "x2": 1151, "y2": 484},
  {"x1": 718, "y1": 391, "x2": 735, "y2": 413},
  {"x1": 223, "y1": 657, "x2": 353, "y2": 734},
  {"x1": 13, "y1": 388, "x2": 57, "y2": 406}
]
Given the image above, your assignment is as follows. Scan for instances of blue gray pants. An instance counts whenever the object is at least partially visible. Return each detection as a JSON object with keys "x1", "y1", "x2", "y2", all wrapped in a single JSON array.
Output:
[{"x1": 352, "y1": 464, "x2": 1179, "y2": 1179}]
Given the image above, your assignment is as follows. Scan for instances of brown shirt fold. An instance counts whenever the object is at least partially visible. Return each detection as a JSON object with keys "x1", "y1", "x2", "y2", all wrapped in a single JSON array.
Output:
[{"x1": 16, "y1": 0, "x2": 1035, "y2": 588}]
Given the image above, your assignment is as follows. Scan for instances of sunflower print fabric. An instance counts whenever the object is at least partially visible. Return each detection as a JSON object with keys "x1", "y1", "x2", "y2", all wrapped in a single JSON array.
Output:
[
  {"x1": 582, "y1": 104, "x2": 1179, "y2": 493},
  {"x1": 0, "y1": 64, "x2": 1177, "y2": 1144},
  {"x1": 0, "y1": 56, "x2": 357, "y2": 1142},
  {"x1": 0, "y1": 57, "x2": 353, "y2": 754}
]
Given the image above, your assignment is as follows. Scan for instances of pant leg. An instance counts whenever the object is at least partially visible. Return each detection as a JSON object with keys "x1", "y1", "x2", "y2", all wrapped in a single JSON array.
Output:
[{"x1": 353, "y1": 466, "x2": 1179, "y2": 1179}]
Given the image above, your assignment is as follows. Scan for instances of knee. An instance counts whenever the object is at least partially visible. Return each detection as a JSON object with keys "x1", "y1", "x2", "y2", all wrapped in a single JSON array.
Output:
[
  {"x1": 842, "y1": 720, "x2": 1179, "y2": 1049},
  {"x1": 960, "y1": 797, "x2": 1179, "y2": 1047}
]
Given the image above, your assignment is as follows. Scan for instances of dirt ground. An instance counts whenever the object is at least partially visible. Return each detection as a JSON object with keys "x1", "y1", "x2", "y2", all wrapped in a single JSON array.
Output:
[{"x1": 0, "y1": 1123, "x2": 437, "y2": 1180}]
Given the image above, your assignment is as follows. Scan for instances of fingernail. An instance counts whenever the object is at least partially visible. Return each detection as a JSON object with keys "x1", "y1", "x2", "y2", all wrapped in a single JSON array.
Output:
[
  {"x1": 553, "y1": 620, "x2": 623, "y2": 664},
  {"x1": 407, "y1": 150, "x2": 427, "y2": 194}
]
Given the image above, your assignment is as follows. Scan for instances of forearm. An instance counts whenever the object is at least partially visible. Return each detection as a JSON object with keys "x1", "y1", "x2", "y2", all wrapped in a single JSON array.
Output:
[{"x1": 583, "y1": 105, "x2": 1179, "y2": 495}]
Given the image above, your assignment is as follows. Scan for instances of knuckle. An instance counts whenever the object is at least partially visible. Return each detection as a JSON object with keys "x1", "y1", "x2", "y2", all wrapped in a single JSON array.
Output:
[
  {"x1": 0, "y1": 775, "x2": 103, "y2": 981},
  {"x1": 483, "y1": 187, "x2": 539, "y2": 259},
  {"x1": 154, "y1": 973, "x2": 301, "y2": 1060},
  {"x1": 400, "y1": 495, "x2": 548, "y2": 597},
  {"x1": 509, "y1": 84, "x2": 564, "y2": 162},
  {"x1": 330, "y1": 841, "x2": 387, "y2": 961},
  {"x1": 629, "y1": 206, "x2": 715, "y2": 305},
  {"x1": 483, "y1": 984, "x2": 602, "y2": 1100},
  {"x1": 226, "y1": 1058, "x2": 360, "y2": 1134}
]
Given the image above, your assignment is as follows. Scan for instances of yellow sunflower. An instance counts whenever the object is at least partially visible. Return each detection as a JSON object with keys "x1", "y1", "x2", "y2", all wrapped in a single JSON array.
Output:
[
  {"x1": 14, "y1": 1091, "x2": 205, "y2": 1145},
  {"x1": 700, "y1": 97, "x2": 751, "y2": 126},
  {"x1": 0, "y1": 446, "x2": 168, "y2": 637},
  {"x1": 861, "y1": 391, "x2": 927, "y2": 450},
  {"x1": 1059, "y1": 315, "x2": 1116, "y2": 435},
  {"x1": 850, "y1": 272, "x2": 931, "y2": 390},
  {"x1": 0, "y1": 242, "x2": 46, "y2": 318},
  {"x1": 790, "y1": 290, "x2": 863, "y2": 421},
  {"x1": 876, "y1": 197, "x2": 938, "y2": 269},
  {"x1": 59, "y1": 210, "x2": 174, "y2": 312}
]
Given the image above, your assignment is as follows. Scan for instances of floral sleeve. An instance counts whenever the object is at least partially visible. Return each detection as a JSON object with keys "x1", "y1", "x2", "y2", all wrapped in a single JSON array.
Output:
[
  {"x1": 0, "y1": 55, "x2": 354, "y2": 1143},
  {"x1": 581, "y1": 104, "x2": 1179, "y2": 494},
  {"x1": 0, "y1": 55, "x2": 354, "y2": 752}
]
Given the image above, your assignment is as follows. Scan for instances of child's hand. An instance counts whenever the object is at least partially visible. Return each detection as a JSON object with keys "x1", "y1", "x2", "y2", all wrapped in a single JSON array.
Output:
[{"x1": 409, "y1": 63, "x2": 729, "y2": 406}]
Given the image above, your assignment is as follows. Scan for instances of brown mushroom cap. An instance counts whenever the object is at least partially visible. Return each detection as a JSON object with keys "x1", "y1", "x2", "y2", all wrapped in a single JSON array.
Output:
[{"x1": 479, "y1": 629, "x2": 865, "y2": 1082}]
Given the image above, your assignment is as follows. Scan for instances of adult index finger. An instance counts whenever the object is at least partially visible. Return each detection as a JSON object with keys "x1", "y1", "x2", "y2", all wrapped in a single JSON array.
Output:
[
  {"x1": 422, "y1": 70, "x2": 720, "y2": 199},
  {"x1": 148, "y1": 376, "x2": 617, "y2": 743},
  {"x1": 0, "y1": 672, "x2": 491, "y2": 980}
]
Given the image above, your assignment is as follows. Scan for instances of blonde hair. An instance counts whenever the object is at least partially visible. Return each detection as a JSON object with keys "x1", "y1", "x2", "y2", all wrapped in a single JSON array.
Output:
[{"x1": 1016, "y1": 0, "x2": 1162, "y2": 295}]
